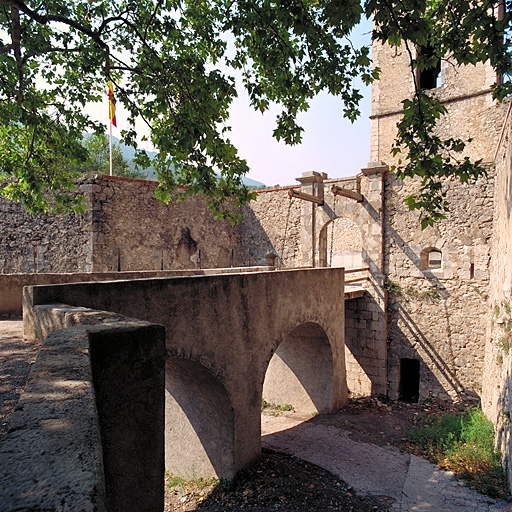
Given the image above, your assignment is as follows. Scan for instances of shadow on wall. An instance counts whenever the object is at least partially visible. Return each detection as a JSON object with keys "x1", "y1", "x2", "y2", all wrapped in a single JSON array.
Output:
[
  {"x1": 239, "y1": 203, "x2": 292, "y2": 268},
  {"x1": 318, "y1": 217, "x2": 364, "y2": 269},
  {"x1": 344, "y1": 294, "x2": 385, "y2": 397},
  {"x1": 263, "y1": 322, "x2": 335, "y2": 415},
  {"x1": 495, "y1": 377, "x2": 512, "y2": 490},
  {"x1": 164, "y1": 321, "x2": 338, "y2": 478},
  {"x1": 384, "y1": 223, "x2": 479, "y2": 402},
  {"x1": 165, "y1": 358, "x2": 235, "y2": 479},
  {"x1": 388, "y1": 302, "x2": 467, "y2": 401}
]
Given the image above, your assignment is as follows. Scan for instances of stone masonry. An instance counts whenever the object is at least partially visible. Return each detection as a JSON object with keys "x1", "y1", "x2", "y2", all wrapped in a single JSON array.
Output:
[{"x1": 3, "y1": 24, "x2": 512, "y2": 489}]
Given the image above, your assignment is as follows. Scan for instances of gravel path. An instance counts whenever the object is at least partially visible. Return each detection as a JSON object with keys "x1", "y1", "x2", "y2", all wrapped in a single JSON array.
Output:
[{"x1": 0, "y1": 318, "x2": 40, "y2": 440}]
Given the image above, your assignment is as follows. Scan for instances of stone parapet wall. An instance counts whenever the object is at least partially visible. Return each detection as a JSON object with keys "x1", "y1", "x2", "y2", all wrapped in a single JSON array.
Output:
[
  {"x1": 1, "y1": 175, "x2": 245, "y2": 275},
  {"x1": 88, "y1": 176, "x2": 242, "y2": 271},
  {"x1": 0, "y1": 305, "x2": 165, "y2": 512},
  {"x1": 384, "y1": 170, "x2": 495, "y2": 401},
  {"x1": 0, "y1": 266, "x2": 273, "y2": 316}
]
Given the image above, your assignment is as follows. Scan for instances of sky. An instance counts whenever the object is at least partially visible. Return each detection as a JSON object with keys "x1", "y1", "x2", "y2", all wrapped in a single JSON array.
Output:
[{"x1": 91, "y1": 17, "x2": 373, "y2": 188}]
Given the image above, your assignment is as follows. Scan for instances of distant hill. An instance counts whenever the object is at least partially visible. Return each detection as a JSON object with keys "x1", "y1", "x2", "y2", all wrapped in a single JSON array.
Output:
[{"x1": 109, "y1": 135, "x2": 266, "y2": 189}]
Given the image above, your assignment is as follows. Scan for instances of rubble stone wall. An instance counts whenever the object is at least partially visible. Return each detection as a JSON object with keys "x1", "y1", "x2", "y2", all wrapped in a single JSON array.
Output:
[
  {"x1": 239, "y1": 186, "x2": 302, "y2": 268},
  {"x1": 0, "y1": 175, "x2": 245, "y2": 274},
  {"x1": 88, "y1": 176, "x2": 242, "y2": 272},
  {"x1": 481, "y1": 105, "x2": 512, "y2": 485},
  {"x1": 0, "y1": 178, "x2": 94, "y2": 274},
  {"x1": 383, "y1": 170, "x2": 495, "y2": 401},
  {"x1": 370, "y1": 41, "x2": 506, "y2": 166}
]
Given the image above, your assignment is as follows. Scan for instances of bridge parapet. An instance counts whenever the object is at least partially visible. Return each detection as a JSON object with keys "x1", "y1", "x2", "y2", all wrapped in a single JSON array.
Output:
[{"x1": 22, "y1": 268, "x2": 347, "y2": 480}]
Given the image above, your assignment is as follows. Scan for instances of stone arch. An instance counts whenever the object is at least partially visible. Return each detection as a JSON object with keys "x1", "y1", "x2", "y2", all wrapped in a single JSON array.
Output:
[
  {"x1": 165, "y1": 358, "x2": 234, "y2": 479},
  {"x1": 262, "y1": 322, "x2": 335, "y2": 414},
  {"x1": 317, "y1": 217, "x2": 364, "y2": 268}
]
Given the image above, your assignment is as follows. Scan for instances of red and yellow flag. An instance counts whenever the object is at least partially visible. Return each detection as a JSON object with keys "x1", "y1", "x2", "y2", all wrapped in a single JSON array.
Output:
[{"x1": 108, "y1": 80, "x2": 117, "y2": 127}]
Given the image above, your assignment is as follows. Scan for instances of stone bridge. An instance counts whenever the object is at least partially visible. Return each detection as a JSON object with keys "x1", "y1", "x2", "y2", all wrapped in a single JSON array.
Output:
[{"x1": 23, "y1": 267, "x2": 348, "y2": 483}]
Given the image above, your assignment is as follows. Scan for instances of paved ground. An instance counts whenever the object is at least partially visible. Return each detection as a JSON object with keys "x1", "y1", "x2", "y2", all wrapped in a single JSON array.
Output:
[
  {"x1": 2, "y1": 318, "x2": 511, "y2": 511},
  {"x1": 0, "y1": 318, "x2": 40, "y2": 439},
  {"x1": 262, "y1": 414, "x2": 512, "y2": 511}
]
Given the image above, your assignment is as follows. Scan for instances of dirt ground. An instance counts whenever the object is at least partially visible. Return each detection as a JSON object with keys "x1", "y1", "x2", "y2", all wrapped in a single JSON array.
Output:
[{"x1": 164, "y1": 397, "x2": 466, "y2": 512}]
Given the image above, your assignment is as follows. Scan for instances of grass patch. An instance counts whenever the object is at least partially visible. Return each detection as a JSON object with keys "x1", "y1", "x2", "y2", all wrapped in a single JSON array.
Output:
[
  {"x1": 166, "y1": 472, "x2": 219, "y2": 496},
  {"x1": 407, "y1": 407, "x2": 508, "y2": 498},
  {"x1": 261, "y1": 398, "x2": 294, "y2": 415}
]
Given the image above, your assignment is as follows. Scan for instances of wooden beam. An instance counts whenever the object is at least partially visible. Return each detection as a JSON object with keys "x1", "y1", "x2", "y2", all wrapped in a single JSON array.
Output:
[
  {"x1": 288, "y1": 189, "x2": 324, "y2": 205},
  {"x1": 331, "y1": 185, "x2": 363, "y2": 202}
]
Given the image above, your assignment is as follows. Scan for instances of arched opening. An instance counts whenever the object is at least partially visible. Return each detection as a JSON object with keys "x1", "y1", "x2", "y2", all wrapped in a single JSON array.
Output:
[
  {"x1": 165, "y1": 358, "x2": 234, "y2": 479},
  {"x1": 262, "y1": 322, "x2": 334, "y2": 415},
  {"x1": 318, "y1": 217, "x2": 363, "y2": 268}
]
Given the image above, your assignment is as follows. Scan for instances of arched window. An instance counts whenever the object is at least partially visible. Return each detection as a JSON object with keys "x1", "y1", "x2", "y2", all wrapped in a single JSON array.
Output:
[
  {"x1": 417, "y1": 44, "x2": 441, "y2": 89},
  {"x1": 420, "y1": 247, "x2": 442, "y2": 270}
]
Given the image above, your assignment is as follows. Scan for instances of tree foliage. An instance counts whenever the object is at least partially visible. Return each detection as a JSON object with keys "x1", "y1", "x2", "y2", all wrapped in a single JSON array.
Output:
[
  {"x1": 0, "y1": 0, "x2": 511, "y2": 223},
  {"x1": 79, "y1": 133, "x2": 147, "y2": 178}
]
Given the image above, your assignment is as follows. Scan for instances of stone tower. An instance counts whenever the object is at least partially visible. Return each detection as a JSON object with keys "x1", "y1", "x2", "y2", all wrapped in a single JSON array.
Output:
[
  {"x1": 370, "y1": 40, "x2": 506, "y2": 166},
  {"x1": 372, "y1": 38, "x2": 510, "y2": 404}
]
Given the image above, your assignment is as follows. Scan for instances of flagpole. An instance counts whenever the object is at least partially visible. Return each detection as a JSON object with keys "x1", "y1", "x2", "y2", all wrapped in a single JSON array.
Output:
[
  {"x1": 109, "y1": 118, "x2": 113, "y2": 176},
  {"x1": 107, "y1": 79, "x2": 116, "y2": 176}
]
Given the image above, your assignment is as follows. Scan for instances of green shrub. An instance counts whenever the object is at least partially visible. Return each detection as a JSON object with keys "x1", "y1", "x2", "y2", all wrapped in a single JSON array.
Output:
[
  {"x1": 408, "y1": 412, "x2": 462, "y2": 461},
  {"x1": 408, "y1": 407, "x2": 508, "y2": 497}
]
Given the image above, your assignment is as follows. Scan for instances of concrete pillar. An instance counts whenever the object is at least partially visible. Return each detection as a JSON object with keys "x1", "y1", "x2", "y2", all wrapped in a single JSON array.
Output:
[{"x1": 297, "y1": 171, "x2": 327, "y2": 267}]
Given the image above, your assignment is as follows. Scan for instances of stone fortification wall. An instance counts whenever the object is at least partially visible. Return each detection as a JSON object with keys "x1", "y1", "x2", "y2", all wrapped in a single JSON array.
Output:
[
  {"x1": 370, "y1": 41, "x2": 508, "y2": 165},
  {"x1": 1, "y1": 175, "x2": 245, "y2": 274},
  {"x1": 0, "y1": 177, "x2": 94, "y2": 274},
  {"x1": 384, "y1": 170, "x2": 495, "y2": 401},
  {"x1": 88, "y1": 175, "x2": 242, "y2": 272},
  {"x1": 240, "y1": 186, "x2": 302, "y2": 268},
  {"x1": 0, "y1": 266, "x2": 273, "y2": 316},
  {"x1": 481, "y1": 104, "x2": 512, "y2": 485}
]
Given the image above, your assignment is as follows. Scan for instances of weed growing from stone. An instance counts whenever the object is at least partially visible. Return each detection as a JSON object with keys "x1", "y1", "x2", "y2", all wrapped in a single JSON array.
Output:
[
  {"x1": 165, "y1": 472, "x2": 219, "y2": 506},
  {"x1": 407, "y1": 407, "x2": 508, "y2": 498},
  {"x1": 261, "y1": 398, "x2": 294, "y2": 415},
  {"x1": 493, "y1": 300, "x2": 512, "y2": 363}
]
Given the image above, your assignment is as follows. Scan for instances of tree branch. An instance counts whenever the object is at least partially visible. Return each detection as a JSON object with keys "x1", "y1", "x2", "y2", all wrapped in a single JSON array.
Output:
[{"x1": 10, "y1": 6, "x2": 23, "y2": 105}]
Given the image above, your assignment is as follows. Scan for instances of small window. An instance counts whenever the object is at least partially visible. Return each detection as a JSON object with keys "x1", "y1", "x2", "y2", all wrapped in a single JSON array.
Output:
[
  {"x1": 420, "y1": 248, "x2": 442, "y2": 270},
  {"x1": 265, "y1": 253, "x2": 278, "y2": 267},
  {"x1": 427, "y1": 250, "x2": 442, "y2": 269},
  {"x1": 417, "y1": 44, "x2": 441, "y2": 89}
]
